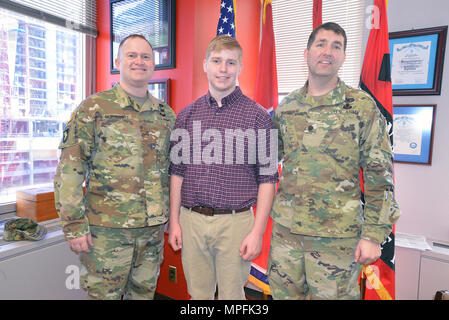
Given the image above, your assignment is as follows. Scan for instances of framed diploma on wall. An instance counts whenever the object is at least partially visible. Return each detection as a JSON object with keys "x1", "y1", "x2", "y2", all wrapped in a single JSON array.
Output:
[
  {"x1": 393, "y1": 105, "x2": 436, "y2": 165},
  {"x1": 389, "y1": 26, "x2": 447, "y2": 95}
]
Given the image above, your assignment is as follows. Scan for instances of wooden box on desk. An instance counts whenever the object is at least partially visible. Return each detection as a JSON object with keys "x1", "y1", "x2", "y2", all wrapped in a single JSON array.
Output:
[{"x1": 16, "y1": 187, "x2": 58, "y2": 222}]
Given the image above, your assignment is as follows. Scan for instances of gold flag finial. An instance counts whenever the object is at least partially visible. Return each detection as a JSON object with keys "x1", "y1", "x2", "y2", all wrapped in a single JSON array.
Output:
[{"x1": 261, "y1": 0, "x2": 272, "y2": 24}]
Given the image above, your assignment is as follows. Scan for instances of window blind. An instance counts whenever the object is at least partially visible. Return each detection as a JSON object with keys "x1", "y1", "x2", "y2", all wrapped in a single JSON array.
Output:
[
  {"x1": 0, "y1": 0, "x2": 97, "y2": 37},
  {"x1": 273, "y1": 0, "x2": 365, "y2": 94}
]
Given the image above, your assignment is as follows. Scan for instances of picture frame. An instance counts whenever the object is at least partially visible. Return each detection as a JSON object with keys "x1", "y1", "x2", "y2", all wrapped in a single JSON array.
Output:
[
  {"x1": 389, "y1": 26, "x2": 447, "y2": 95},
  {"x1": 148, "y1": 78, "x2": 170, "y2": 105},
  {"x1": 393, "y1": 105, "x2": 436, "y2": 165},
  {"x1": 111, "y1": 78, "x2": 170, "y2": 104},
  {"x1": 110, "y1": 0, "x2": 176, "y2": 74}
]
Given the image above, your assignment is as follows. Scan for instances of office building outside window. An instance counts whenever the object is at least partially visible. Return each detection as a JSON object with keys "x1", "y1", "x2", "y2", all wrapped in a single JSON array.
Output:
[{"x1": 0, "y1": 9, "x2": 85, "y2": 205}]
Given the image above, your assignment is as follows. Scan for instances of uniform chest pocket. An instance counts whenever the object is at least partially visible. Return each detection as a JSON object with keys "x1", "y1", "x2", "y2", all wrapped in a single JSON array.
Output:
[
  {"x1": 138, "y1": 117, "x2": 172, "y2": 172},
  {"x1": 303, "y1": 114, "x2": 360, "y2": 161},
  {"x1": 96, "y1": 115, "x2": 141, "y2": 160},
  {"x1": 302, "y1": 122, "x2": 331, "y2": 151},
  {"x1": 155, "y1": 124, "x2": 172, "y2": 166},
  {"x1": 281, "y1": 112, "x2": 307, "y2": 153}
]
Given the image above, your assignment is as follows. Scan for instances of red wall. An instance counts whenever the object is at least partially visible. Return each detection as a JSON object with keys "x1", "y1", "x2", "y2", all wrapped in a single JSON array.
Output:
[{"x1": 95, "y1": 0, "x2": 261, "y2": 300}]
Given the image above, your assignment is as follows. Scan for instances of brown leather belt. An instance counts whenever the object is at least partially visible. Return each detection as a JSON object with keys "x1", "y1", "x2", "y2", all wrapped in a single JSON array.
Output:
[{"x1": 188, "y1": 206, "x2": 251, "y2": 216}]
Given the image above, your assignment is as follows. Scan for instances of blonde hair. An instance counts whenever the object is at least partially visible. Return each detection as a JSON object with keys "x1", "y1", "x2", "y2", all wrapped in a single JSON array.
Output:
[{"x1": 206, "y1": 35, "x2": 242, "y2": 60}]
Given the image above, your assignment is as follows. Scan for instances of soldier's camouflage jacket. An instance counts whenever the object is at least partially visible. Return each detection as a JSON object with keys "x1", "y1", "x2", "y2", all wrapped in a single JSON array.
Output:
[
  {"x1": 54, "y1": 84, "x2": 176, "y2": 240},
  {"x1": 272, "y1": 79, "x2": 400, "y2": 244}
]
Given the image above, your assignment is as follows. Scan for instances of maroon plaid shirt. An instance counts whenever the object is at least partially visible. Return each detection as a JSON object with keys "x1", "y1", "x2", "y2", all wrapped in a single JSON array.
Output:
[{"x1": 169, "y1": 87, "x2": 278, "y2": 210}]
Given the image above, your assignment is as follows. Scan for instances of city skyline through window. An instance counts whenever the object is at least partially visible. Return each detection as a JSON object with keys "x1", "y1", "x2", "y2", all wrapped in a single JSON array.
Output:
[{"x1": 0, "y1": 8, "x2": 85, "y2": 204}]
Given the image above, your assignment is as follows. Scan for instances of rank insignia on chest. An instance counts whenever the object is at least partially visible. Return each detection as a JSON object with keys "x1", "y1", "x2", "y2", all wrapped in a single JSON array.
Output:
[{"x1": 343, "y1": 97, "x2": 355, "y2": 109}]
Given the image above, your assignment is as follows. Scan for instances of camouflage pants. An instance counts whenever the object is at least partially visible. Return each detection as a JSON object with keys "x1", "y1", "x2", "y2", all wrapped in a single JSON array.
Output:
[
  {"x1": 79, "y1": 224, "x2": 164, "y2": 300},
  {"x1": 267, "y1": 222, "x2": 362, "y2": 300}
]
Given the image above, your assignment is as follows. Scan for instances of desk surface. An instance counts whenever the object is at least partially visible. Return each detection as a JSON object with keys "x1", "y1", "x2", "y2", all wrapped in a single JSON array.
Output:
[{"x1": 0, "y1": 216, "x2": 65, "y2": 261}]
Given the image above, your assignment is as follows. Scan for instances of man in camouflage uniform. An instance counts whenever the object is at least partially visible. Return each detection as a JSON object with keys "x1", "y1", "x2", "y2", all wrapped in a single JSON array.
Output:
[
  {"x1": 54, "y1": 34, "x2": 175, "y2": 300},
  {"x1": 268, "y1": 22, "x2": 400, "y2": 300}
]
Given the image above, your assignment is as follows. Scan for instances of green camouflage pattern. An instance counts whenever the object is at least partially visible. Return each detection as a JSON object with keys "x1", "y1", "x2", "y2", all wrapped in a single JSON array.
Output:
[
  {"x1": 272, "y1": 80, "x2": 400, "y2": 244},
  {"x1": 268, "y1": 222, "x2": 362, "y2": 300},
  {"x1": 54, "y1": 84, "x2": 176, "y2": 240},
  {"x1": 3, "y1": 218, "x2": 47, "y2": 241},
  {"x1": 79, "y1": 224, "x2": 164, "y2": 300}
]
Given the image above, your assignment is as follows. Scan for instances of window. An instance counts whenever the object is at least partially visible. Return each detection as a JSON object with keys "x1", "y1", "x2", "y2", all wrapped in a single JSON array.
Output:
[
  {"x1": 273, "y1": 0, "x2": 365, "y2": 101},
  {"x1": 0, "y1": 8, "x2": 85, "y2": 205}
]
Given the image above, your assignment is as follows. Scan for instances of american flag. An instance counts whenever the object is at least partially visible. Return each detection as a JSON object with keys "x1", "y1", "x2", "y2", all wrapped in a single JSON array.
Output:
[{"x1": 216, "y1": 0, "x2": 236, "y2": 37}]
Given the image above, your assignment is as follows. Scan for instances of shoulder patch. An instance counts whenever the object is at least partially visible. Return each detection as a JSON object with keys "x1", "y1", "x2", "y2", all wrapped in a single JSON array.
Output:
[
  {"x1": 62, "y1": 126, "x2": 69, "y2": 143},
  {"x1": 59, "y1": 120, "x2": 77, "y2": 149}
]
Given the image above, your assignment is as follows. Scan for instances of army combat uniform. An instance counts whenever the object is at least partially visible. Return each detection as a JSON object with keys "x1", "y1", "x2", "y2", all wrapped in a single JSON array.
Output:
[
  {"x1": 268, "y1": 79, "x2": 400, "y2": 300},
  {"x1": 54, "y1": 83, "x2": 176, "y2": 299}
]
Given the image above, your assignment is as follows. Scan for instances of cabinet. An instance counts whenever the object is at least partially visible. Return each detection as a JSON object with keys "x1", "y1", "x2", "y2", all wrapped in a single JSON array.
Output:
[
  {"x1": 0, "y1": 218, "x2": 87, "y2": 299},
  {"x1": 396, "y1": 239, "x2": 449, "y2": 300},
  {"x1": 418, "y1": 247, "x2": 449, "y2": 300}
]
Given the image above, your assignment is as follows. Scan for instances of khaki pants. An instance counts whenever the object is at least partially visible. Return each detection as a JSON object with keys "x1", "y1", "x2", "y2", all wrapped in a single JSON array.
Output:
[
  {"x1": 179, "y1": 206, "x2": 254, "y2": 300},
  {"x1": 79, "y1": 224, "x2": 164, "y2": 300}
]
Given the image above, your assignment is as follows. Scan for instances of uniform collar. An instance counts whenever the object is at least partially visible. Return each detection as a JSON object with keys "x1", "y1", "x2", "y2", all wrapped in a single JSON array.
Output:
[
  {"x1": 113, "y1": 83, "x2": 160, "y2": 112},
  {"x1": 299, "y1": 78, "x2": 348, "y2": 106}
]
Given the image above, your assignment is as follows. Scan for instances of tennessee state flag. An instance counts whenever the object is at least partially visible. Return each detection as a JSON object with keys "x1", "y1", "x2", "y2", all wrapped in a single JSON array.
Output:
[
  {"x1": 359, "y1": 0, "x2": 396, "y2": 300},
  {"x1": 248, "y1": 0, "x2": 279, "y2": 296}
]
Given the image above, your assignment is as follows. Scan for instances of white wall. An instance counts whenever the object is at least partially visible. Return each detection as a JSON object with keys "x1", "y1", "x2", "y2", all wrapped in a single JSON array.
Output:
[{"x1": 387, "y1": 0, "x2": 449, "y2": 242}]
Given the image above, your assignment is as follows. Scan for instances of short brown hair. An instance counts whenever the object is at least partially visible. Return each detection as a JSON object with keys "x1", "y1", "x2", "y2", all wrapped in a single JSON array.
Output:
[
  {"x1": 117, "y1": 34, "x2": 153, "y2": 58},
  {"x1": 206, "y1": 35, "x2": 243, "y2": 60},
  {"x1": 307, "y1": 22, "x2": 347, "y2": 51}
]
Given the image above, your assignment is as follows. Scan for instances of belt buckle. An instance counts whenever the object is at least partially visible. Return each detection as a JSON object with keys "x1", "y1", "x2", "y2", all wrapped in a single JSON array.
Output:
[
  {"x1": 204, "y1": 206, "x2": 215, "y2": 216},
  {"x1": 196, "y1": 206, "x2": 214, "y2": 216}
]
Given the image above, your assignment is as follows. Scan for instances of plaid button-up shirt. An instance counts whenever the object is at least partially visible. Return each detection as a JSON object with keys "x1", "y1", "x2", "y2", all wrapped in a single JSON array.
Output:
[{"x1": 169, "y1": 87, "x2": 279, "y2": 210}]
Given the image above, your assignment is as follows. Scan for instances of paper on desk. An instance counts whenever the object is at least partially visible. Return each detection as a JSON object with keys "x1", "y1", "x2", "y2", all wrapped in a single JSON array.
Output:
[{"x1": 395, "y1": 232, "x2": 433, "y2": 251}]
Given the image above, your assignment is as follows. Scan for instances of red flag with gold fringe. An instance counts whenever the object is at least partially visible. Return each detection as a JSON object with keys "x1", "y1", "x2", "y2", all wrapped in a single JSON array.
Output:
[{"x1": 359, "y1": 0, "x2": 396, "y2": 300}]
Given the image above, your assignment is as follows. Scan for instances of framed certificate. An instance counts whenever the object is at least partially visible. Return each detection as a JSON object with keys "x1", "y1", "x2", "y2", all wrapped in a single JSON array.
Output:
[
  {"x1": 389, "y1": 26, "x2": 447, "y2": 95},
  {"x1": 110, "y1": 0, "x2": 176, "y2": 74},
  {"x1": 393, "y1": 105, "x2": 436, "y2": 165},
  {"x1": 148, "y1": 78, "x2": 170, "y2": 105}
]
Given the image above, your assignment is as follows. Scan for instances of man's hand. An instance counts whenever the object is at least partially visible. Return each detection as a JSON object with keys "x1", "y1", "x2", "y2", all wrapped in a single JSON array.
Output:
[
  {"x1": 354, "y1": 238, "x2": 381, "y2": 265},
  {"x1": 168, "y1": 174, "x2": 183, "y2": 252},
  {"x1": 68, "y1": 234, "x2": 93, "y2": 254},
  {"x1": 239, "y1": 231, "x2": 263, "y2": 261},
  {"x1": 168, "y1": 222, "x2": 182, "y2": 251},
  {"x1": 239, "y1": 183, "x2": 275, "y2": 262}
]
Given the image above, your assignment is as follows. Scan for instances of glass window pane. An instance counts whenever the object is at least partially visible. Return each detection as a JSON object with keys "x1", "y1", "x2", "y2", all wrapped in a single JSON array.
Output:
[{"x1": 0, "y1": 8, "x2": 85, "y2": 205}]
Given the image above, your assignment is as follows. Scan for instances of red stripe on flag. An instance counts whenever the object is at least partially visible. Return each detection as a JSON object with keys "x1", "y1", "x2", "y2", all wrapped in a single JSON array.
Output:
[
  {"x1": 254, "y1": 0, "x2": 278, "y2": 111},
  {"x1": 361, "y1": 0, "x2": 393, "y2": 115},
  {"x1": 360, "y1": 0, "x2": 396, "y2": 300}
]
